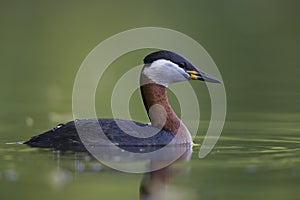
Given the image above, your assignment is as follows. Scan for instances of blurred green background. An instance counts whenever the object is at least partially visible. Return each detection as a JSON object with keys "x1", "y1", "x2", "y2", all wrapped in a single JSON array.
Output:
[{"x1": 0, "y1": 0, "x2": 299, "y2": 200}]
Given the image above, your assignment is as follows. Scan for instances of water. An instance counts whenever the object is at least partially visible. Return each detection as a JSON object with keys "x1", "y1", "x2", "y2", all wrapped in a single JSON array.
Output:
[
  {"x1": 3, "y1": 113, "x2": 299, "y2": 200},
  {"x1": 1, "y1": 1, "x2": 300, "y2": 200},
  {"x1": 1, "y1": 120, "x2": 299, "y2": 199}
]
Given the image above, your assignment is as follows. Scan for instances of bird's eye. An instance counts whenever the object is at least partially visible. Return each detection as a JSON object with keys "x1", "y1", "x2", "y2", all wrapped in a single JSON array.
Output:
[{"x1": 178, "y1": 62, "x2": 187, "y2": 69}]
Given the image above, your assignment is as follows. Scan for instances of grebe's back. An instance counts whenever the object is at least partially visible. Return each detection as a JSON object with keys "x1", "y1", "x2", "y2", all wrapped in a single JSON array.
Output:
[{"x1": 24, "y1": 118, "x2": 175, "y2": 151}]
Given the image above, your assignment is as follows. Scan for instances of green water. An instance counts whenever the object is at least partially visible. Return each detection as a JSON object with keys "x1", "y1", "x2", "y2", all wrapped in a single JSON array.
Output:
[{"x1": 1, "y1": 1, "x2": 300, "y2": 199}]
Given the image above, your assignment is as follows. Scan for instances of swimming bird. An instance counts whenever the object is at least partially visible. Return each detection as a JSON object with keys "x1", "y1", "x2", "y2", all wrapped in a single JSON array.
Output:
[{"x1": 24, "y1": 50, "x2": 220, "y2": 152}]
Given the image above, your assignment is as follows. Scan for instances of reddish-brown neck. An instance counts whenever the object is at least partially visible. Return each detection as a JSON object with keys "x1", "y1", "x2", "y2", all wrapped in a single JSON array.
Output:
[{"x1": 140, "y1": 83, "x2": 181, "y2": 135}]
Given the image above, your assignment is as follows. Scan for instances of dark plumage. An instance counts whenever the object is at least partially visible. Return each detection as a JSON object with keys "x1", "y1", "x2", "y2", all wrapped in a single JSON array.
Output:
[
  {"x1": 24, "y1": 119, "x2": 174, "y2": 152},
  {"x1": 144, "y1": 50, "x2": 195, "y2": 71}
]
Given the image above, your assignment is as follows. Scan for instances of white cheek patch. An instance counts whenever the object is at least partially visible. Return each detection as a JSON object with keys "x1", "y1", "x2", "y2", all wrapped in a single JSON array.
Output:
[{"x1": 142, "y1": 59, "x2": 189, "y2": 87}]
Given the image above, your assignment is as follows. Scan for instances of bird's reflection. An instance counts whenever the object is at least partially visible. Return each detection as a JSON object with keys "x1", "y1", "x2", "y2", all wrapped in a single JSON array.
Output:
[
  {"x1": 139, "y1": 145, "x2": 192, "y2": 200},
  {"x1": 50, "y1": 144, "x2": 192, "y2": 199}
]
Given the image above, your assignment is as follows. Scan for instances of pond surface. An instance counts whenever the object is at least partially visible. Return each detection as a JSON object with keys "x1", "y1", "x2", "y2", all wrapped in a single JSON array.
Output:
[{"x1": 1, "y1": 117, "x2": 300, "y2": 200}]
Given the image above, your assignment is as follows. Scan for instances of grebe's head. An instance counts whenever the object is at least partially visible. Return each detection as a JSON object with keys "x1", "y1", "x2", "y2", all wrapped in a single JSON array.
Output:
[{"x1": 142, "y1": 50, "x2": 220, "y2": 87}]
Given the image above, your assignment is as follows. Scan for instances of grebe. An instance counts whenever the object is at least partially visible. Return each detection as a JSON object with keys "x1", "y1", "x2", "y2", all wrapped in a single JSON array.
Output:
[{"x1": 24, "y1": 50, "x2": 220, "y2": 151}]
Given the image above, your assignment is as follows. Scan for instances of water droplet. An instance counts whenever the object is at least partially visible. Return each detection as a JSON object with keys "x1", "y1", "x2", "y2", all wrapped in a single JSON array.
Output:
[
  {"x1": 75, "y1": 162, "x2": 85, "y2": 172},
  {"x1": 92, "y1": 163, "x2": 102, "y2": 172},
  {"x1": 245, "y1": 165, "x2": 257, "y2": 173},
  {"x1": 84, "y1": 155, "x2": 91, "y2": 162},
  {"x1": 5, "y1": 169, "x2": 18, "y2": 181},
  {"x1": 52, "y1": 124, "x2": 64, "y2": 132},
  {"x1": 25, "y1": 117, "x2": 34, "y2": 127},
  {"x1": 50, "y1": 169, "x2": 73, "y2": 188}
]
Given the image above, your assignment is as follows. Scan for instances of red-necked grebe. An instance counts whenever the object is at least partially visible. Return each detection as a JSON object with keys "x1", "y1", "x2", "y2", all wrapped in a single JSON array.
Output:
[{"x1": 24, "y1": 50, "x2": 220, "y2": 151}]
